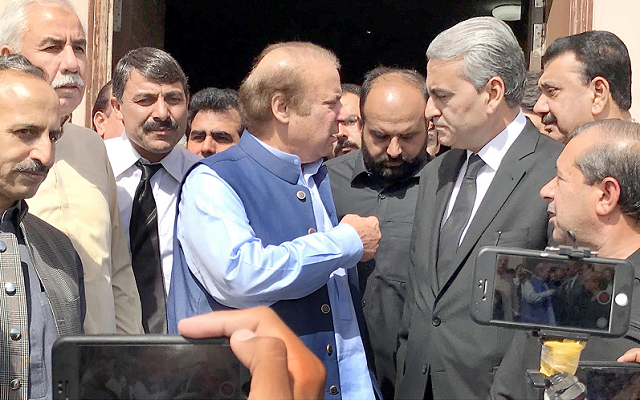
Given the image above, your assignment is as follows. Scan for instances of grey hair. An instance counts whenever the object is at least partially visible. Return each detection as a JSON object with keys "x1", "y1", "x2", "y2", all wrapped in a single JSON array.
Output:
[
  {"x1": 0, "y1": 0, "x2": 82, "y2": 52},
  {"x1": 570, "y1": 119, "x2": 640, "y2": 223},
  {"x1": 426, "y1": 16, "x2": 526, "y2": 107},
  {"x1": 0, "y1": 53, "x2": 47, "y2": 79}
]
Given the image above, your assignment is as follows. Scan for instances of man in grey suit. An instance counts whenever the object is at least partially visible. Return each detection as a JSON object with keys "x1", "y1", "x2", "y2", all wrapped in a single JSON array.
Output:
[
  {"x1": 0, "y1": 55, "x2": 85, "y2": 399},
  {"x1": 395, "y1": 17, "x2": 563, "y2": 400}
]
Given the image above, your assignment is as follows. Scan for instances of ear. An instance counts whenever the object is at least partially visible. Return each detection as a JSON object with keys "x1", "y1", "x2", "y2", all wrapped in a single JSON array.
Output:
[
  {"x1": 590, "y1": 77, "x2": 610, "y2": 116},
  {"x1": 484, "y1": 76, "x2": 506, "y2": 114},
  {"x1": 271, "y1": 92, "x2": 290, "y2": 124},
  {"x1": 595, "y1": 176, "x2": 621, "y2": 217},
  {"x1": 93, "y1": 111, "x2": 107, "y2": 137},
  {"x1": 110, "y1": 96, "x2": 124, "y2": 122},
  {"x1": 0, "y1": 45, "x2": 14, "y2": 56}
]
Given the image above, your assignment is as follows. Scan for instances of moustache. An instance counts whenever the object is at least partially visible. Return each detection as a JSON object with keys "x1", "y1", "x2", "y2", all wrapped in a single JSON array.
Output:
[
  {"x1": 336, "y1": 138, "x2": 359, "y2": 150},
  {"x1": 52, "y1": 73, "x2": 84, "y2": 89},
  {"x1": 142, "y1": 119, "x2": 179, "y2": 133},
  {"x1": 15, "y1": 160, "x2": 49, "y2": 174},
  {"x1": 542, "y1": 112, "x2": 557, "y2": 125}
]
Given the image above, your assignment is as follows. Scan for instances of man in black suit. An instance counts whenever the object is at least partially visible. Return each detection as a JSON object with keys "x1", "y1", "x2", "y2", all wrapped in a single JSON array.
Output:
[{"x1": 395, "y1": 17, "x2": 563, "y2": 400}]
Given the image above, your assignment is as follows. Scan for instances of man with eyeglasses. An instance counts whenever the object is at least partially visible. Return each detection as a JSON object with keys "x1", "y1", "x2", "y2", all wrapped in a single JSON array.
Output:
[{"x1": 332, "y1": 83, "x2": 362, "y2": 158}]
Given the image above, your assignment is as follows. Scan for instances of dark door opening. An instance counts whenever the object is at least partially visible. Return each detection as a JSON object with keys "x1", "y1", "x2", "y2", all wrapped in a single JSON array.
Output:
[{"x1": 164, "y1": 1, "x2": 529, "y2": 94}]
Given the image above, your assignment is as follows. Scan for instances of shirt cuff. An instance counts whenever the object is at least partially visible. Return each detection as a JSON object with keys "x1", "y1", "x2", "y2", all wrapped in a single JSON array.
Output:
[{"x1": 328, "y1": 223, "x2": 364, "y2": 267}]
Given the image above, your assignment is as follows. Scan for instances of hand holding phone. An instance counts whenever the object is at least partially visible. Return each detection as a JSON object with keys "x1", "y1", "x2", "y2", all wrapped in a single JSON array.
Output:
[{"x1": 179, "y1": 306, "x2": 326, "y2": 400}]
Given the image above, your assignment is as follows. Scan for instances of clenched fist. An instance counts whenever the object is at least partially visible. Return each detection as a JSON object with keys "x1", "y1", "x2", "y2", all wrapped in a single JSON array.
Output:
[{"x1": 339, "y1": 214, "x2": 381, "y2": 262}]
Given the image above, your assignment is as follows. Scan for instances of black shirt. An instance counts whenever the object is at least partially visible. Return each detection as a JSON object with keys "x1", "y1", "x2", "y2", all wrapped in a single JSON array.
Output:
[{"x1": 326, "y1": 150, "x2": 427, "y2": 400}]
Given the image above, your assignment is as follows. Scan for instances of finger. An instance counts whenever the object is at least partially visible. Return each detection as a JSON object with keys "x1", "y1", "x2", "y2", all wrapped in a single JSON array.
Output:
[
  {"x1": 230, "y1": 330, "x2": 292, "y2": 400},
  {"x1": 618, "y1": 349, "x2": 640, "y2": 363}
]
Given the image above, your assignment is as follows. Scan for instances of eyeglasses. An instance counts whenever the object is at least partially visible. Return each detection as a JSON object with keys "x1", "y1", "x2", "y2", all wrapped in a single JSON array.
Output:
[{"x1": 340, "y1": 115, "x2": 359, "y2": 127}]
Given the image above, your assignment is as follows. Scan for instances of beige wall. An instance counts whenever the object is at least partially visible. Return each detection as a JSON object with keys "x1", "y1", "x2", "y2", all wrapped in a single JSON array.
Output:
[
  {"x1": 592, "y1": 0, "x2": 640, "y2": 119},
  {"x1": 0, "y1": 0, "x2": 91, "y2": 126}
]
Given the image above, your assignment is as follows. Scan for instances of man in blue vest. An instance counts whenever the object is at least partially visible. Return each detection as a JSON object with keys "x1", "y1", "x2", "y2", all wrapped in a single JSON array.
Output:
[{"x1": 168, "y1": 42, "x2": 381, "y2": 399}]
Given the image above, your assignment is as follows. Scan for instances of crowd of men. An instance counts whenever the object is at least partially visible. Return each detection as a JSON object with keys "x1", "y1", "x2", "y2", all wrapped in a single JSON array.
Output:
[{"x1": 1, "y1": 0, "x2": 640, "y2": 399}]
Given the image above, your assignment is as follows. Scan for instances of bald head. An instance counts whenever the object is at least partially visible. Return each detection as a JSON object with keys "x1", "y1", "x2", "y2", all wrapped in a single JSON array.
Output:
[
  {"x1": 360, "y1": 67, "x2": 429, "y2": 182},
  {"x1": 239, "y1": 42, "x2": 340, "y2": 134}
]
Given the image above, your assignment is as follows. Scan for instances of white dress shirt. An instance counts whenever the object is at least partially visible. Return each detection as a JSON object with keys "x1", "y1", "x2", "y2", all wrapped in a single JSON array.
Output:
[
  {"x1": 443, "y1": 112, "x2": 527, "y2": 244},
  {"x1": 105, "y1": 133, "x2": 201, "y2": 292}
]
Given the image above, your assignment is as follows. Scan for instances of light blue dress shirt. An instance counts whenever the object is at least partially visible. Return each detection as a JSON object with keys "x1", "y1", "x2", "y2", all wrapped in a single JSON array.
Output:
[{"x1": 177, "y1": 136, "x2": 375, "y2": 399}]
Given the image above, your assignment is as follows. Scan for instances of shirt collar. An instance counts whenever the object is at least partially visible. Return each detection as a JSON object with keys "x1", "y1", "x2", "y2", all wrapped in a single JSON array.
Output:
[
  {"x1": 0, "y1": 200, "x2": 27, "y2": 228},
  {"x1": 470, "y1": 111, "x2": 527, "y2": 172},
  {"x1": 253, "y1": 134, "x2": 304, "y2": 174},
  {"x1": 109, "y1": 132, "x2": 195, "y2": 182}
]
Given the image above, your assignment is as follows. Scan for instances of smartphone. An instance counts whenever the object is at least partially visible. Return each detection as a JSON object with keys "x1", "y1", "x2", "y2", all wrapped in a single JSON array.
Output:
[
  {"x1": 471, "y1": 246, "x2": 634, "y2": 337},
  {"x1": 576, "y1": 361, "x2": 640, "y2": 400},
  {"x1": 52, "y1": 335, "x2": 251, "y2": 400}
]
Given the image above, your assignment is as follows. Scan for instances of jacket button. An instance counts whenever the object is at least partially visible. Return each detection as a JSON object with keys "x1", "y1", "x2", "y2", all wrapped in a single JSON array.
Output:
[
  {"x1": 361, "y1": 299, "x2": 366, "y2": 308},
  {"x1": 326, "y1": 344, "x2": 333, "y2": 356},
  {"x1": 432, "y1": 316, "x2": 441, "y2": 327},
  {"x1": 378, "y1": 193, "x2": 386, "y2": 200},
  {"x1": 9, "y1": 379, "x2": 20, "y2": 390},
  {"x1": 321, "y1": 304, "x2": 331, "y2": 314},
  {"x1": 10, "y1": 328, "x2": 20, "y2": 341},
  {"x1": 329, "y1": 385, "x2": 339, "y2": 395},
  {"x1": 308, "y1": 228, "x2": 316, "y2": 234},
  {"x1": 422, "y1": 364, "x2": 428, "y2": 374},
  {"x1": 296, "y1": 190, "x2": 306, "y2": 200},
  {"x1": 0, "y1": 241, "x2": 6, "y2": 252},
  {"x1": 5, "y1": 282, "x2": 16, "y2": 296}
]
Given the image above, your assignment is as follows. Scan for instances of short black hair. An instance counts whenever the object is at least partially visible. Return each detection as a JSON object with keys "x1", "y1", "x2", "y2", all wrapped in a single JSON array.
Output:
[
  {"x1": 360, "y1": 67, "x2": 426, "y2": 123},
  {"x1": 92, "y1": 80, "x2": 112, "y2": 126},
  {"x1": 112, "y1": 47, "x2": 189, "y2": 102},
  {"x1": 341, "y1": 83, "x2": 361, "y2": 97},
  {"x1": 0, "y1": 54, "x2": 46, "y2": 80},
  {"x1": 186, "y1": 87, "x2": 243, "y2": 136},
  {"x1": 543, "y1": 31, "x2": 631, "y2": 111}
]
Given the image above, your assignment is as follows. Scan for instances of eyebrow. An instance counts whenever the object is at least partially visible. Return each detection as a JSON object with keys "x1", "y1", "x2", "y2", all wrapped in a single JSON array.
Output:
[
  {"x1": 429, "y1": 87, "x2": 454, "y2": 97},
  {"x1": 13, "y1": 123, "x2": 44, "y2": 131},
  {"x1": 39, "y1": 36, "x2": 87, "y2": 48}
]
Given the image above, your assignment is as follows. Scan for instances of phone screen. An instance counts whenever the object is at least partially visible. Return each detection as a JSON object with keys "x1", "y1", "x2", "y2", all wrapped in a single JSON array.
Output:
[
  {"x1": 54, "y1": 339, "x2": 250, "y2": 400},
  {"x1": 576, "y1": 363, "x2": 640, "y2": 400},
  {"x1": 492, "y1": 254, "x2": 615, "y2": 331}
]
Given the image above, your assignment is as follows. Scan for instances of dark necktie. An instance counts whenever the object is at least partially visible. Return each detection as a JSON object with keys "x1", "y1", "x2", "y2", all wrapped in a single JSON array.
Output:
[
  {"x1": 437, "y1": 153, "x2": 486, "y2": 289},
  {"x1": 130, "y1": 160, "x2": 167, "y2": 333}
]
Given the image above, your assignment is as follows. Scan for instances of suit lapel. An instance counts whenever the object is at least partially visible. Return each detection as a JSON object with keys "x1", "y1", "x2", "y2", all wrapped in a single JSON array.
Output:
[
  {"x1": 429, "y1": 150, "x2": 467, "y2": 297},
  {"x1": 437, "y1": 124, "x2": 541, "y2": 297}
]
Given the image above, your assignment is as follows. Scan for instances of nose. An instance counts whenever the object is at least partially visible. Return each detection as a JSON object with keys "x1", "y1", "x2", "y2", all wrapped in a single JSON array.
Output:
[
  {"x1": 336, "y1": 122, "x2": 348, "y2": 138},
  {"x1": 32, "y1": 131, "x2": 55, "y2": 168},
  {"x1": 200, "y1": 135, "x2": 216, "y2": 157},
  {"x1": 60, "y1": 45, "x2": 80, "y2": 74},
  {"x1": 539, "y1": 176, "x2": 557, "y2": 201},
  {"x1": 387, "y1": 136, "x2": 402, "y2": 158},
  {"x1": 153, "y1": 97, "x2": 170, "y2": 120},
  {"x1": 534, "y1": 93, "x2": 550, "y2": 115},
  {"x1": 336, "y1": 102, "x2": 348, "y2": 123},
  {"x1": 425, "y1": 97, "x2": 441, "y2": 119}
]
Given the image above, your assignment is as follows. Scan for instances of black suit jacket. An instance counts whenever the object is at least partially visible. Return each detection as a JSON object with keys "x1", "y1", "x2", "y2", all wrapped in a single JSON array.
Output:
[{"x1": 395, "y1": 122, "x2": 563, "y2": 399}]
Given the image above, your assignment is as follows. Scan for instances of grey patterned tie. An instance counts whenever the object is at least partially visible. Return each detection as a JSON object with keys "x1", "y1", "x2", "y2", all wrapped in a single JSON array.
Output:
[
  {"x1": 437, "y1": 153, "x2": 486, "y2": 289},
  {"x1": 130, "y1": 160, "x2": 167, "y2": 333}
]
